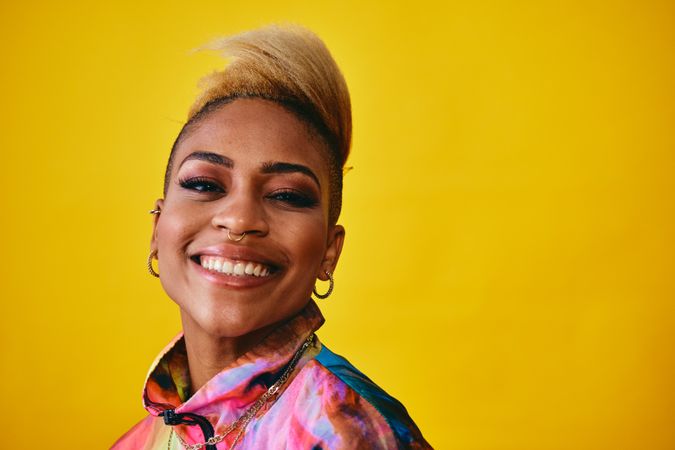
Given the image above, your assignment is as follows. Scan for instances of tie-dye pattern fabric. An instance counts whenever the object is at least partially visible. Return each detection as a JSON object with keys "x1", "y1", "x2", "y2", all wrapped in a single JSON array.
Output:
[{"x1": 112, "y1": 301, "x2": 431, "y2": 449}]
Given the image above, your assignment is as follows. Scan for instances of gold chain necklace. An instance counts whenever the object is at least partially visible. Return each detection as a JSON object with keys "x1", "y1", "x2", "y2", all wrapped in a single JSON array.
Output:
[{"x1": 166, "y1": 333, "x2": 315, "y2": 450}]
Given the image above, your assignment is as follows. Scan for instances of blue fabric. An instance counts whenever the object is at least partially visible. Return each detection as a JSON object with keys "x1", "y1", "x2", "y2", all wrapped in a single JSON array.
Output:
[{"x1": 315, "y1": 345, "x2": 418, "y2": 448}]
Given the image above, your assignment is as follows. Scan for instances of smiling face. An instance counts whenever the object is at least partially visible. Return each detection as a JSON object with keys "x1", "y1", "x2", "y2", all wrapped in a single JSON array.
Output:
[{"x1": 151, "y1": 98, "x2": 344, "y2": 339}]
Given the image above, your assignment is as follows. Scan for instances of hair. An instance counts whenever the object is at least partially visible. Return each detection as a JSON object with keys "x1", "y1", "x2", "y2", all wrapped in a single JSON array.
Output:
[{"x1": 163, "y1": 24, "x2": 352, "y2": 224}]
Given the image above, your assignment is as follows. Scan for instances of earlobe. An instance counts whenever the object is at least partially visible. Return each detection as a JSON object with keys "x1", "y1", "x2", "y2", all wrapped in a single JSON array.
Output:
[
  {"x1": 318, "y1": 225, "x2": 345, "y2": 280},
  {"x1": 150, "y1": 198, "x2": 165, "y2": 248}
]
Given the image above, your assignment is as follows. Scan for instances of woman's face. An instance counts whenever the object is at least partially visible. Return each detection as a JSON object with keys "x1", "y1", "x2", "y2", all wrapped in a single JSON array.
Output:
[{"x1": 151, "y1": 98, "x2": 344, "y2": 338}]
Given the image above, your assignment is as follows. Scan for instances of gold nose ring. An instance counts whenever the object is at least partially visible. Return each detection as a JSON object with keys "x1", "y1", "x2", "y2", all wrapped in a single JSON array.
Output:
[{"x1": 227, "y1": 230, "x2": 246, "y2": 242}]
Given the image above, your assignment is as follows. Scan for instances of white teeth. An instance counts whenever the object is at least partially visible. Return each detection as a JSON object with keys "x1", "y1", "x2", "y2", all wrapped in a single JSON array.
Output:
[
  {"x1": 222, "y1": 261, "x2": 233, "y2": 274},
  {"x1": 200, "y1": 256, "x2": 271, "y2": 277}
]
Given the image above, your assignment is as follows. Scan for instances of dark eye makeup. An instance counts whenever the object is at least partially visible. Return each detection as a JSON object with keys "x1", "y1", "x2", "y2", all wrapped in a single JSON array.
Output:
[
  {"x1": 177, "y1": 176, "x2": 318, "y2": 209},
  {"x1": 267, "y1": 189, "x2": 319, "y2": 208},
  {"x1": 178, "y1": 176, "x2": 225, "y2": 193}
]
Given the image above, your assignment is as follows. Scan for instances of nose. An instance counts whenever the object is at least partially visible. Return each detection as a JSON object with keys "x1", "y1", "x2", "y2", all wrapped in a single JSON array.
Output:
[{"x1": 211, "y1": 190, "x2": 269, "y2": 238}]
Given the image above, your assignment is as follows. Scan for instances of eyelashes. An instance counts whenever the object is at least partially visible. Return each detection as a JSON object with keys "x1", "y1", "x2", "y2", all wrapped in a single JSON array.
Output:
[
  {"x1": 177, "y1": 177, "x2": 318, "y2": 209},
  {"x1": 267, "y1": 189, "x2": 318, "y2": 208},
  {"x1": 178, "y1": 176, "x2": 225, "y2": 193}
]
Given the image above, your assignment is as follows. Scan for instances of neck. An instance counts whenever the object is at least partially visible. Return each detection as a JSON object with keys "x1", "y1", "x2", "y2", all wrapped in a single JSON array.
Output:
[{"x1": 180, "y1": 315, "x2": 278, "y2": 395}]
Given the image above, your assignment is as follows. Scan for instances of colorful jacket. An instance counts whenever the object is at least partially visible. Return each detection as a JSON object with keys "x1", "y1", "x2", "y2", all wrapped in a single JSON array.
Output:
[{"x1": 112, "y1": 301, "x2": 432, "y2": 449}]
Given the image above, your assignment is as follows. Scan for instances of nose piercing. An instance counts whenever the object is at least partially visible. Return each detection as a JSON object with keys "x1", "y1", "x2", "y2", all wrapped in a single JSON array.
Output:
[{"x1": 227, "y1": 230, "x2": 246, "y2": 242}]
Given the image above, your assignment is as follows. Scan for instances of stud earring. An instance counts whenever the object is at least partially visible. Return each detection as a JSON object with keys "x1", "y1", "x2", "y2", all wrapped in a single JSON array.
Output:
[
  {"x1": 147, "y1": 250, "x2": 159, "y2": 278},
  {"x1": 313, "y1": 271, "x2": 334, "y2": 299}
]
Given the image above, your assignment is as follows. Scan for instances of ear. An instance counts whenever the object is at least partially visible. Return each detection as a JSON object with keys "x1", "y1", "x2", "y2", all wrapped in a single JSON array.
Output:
[
  {"x1": 150, "y1": 198, "x2": 164, "y2": 251},
  {"x1": 318, "y1": 224, "x2": 345, "y2": 281}
]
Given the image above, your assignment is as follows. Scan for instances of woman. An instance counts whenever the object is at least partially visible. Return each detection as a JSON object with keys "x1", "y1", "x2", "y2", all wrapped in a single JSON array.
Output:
[{"x1": 113, "y1": 25, "x2": 431, "y2": 449}]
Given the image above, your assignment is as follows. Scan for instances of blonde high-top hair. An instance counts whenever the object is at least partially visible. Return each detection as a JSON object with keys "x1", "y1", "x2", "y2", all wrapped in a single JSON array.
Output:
[{"x1": 164, "y1": 24, "x2": 352, "y2": 224}]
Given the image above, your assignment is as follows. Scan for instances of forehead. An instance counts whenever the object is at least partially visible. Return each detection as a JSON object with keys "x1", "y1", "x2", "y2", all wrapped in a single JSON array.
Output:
[{"x1": 173, "y1": 98, "x2": 330, "y2": 176}]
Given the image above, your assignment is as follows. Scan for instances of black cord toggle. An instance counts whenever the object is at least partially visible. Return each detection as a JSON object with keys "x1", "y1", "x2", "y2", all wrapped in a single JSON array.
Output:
[
  {"x1": 162, "y1": 409, "x2": 180, "y2": 425},
  {"x1": 160, "y1": 409, "x2": 217, "y2": 450}
]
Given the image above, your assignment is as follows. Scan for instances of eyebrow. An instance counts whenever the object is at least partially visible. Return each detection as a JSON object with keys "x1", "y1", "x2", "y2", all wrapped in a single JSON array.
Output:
[
  {"x1": 178, "y1": 151, "x2": 234, "y2": 170},
  {"x1": 261, "y1": 161, "x2": 321, "y2": 190},
  {"x1": 178, "y1": 151, "x2": 321, "y2": 190}
]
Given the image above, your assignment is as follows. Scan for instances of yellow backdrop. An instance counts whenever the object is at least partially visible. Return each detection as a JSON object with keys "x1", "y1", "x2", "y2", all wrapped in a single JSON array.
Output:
[{"x1": 1, "y1": 1, "x2": 673, "y2": 449}]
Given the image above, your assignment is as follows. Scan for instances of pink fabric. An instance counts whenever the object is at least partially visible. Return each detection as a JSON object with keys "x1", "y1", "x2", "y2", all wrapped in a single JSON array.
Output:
[{"x1": 112, "y1": 301, "x2": 431, "y2": 449}]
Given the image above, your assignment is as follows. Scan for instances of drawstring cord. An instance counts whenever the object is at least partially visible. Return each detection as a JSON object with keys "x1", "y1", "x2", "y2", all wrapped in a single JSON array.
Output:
[{"x1": 161, "y1": 410, "x2": 217, "y2": 450}]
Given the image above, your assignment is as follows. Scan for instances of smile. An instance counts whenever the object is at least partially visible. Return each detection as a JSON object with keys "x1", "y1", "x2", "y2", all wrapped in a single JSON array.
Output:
[{"x1": 199, "y1": 255, "x2": 271, "y2": 277}]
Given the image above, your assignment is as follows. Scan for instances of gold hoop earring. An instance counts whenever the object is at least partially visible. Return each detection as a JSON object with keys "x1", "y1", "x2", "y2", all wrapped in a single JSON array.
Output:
[
  {"x1": 313, "y1": 271, "x2": 334, "y2": 299},
  {"x1": 147, "y1": 250, "x2": 159, "y2": 278}
]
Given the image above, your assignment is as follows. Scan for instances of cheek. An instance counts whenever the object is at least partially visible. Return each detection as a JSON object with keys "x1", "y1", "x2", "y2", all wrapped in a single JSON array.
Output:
[
  {"x1": 155, "y1": 212, "x2": 200, "y2": 309},
  {"x1": 155, "y1": 206, "x2": 204, "y2": 276},
  {"x1": 156, "y1": 220, "x2": 183, "y2": 257},
  {"x1": 281, "y1": 215, "x2": 327, "y2": 270},
  {"x1": 157, "y1": 203, "x2": 203, "y2": 245}
]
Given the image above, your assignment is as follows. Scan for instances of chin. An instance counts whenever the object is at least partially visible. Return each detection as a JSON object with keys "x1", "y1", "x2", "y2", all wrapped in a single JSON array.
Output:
[
  {"x1": 190, "y1": 304, "x2": 269, "y2": 339},
  {"x1": 188, "y1": 297, "x2": 313, "y2": 341},
  {"x1": 169, "y1": 281, "x2": 314, "y2": 339}
]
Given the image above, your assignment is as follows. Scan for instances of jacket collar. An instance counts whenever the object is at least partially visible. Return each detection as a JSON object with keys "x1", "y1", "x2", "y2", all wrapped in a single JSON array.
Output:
[{"x1": 142, "y1": 300, "x2": 324, "y2": 422}]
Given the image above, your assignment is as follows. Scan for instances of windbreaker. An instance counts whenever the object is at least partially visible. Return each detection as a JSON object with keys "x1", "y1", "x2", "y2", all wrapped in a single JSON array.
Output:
[{"x1": 112, "y1": 301, "x2": 432, "y2": 449}]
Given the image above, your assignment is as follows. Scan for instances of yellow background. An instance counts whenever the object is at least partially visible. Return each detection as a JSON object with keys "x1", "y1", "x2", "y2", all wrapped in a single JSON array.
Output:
[{"x1": 1, "y1": 1, "x2": 673, "y2": 449}]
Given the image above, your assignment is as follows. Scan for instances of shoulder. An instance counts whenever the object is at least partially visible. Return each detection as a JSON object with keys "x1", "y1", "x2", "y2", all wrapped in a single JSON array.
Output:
[
  {"x1": 111, "y1": 415, "x2": 166, "y2": 450},
  {"x1": 292, "y1": 343, "x2": 431, "y2": 449}
]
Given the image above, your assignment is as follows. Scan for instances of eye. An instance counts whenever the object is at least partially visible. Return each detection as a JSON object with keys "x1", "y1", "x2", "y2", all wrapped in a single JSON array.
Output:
[
  {"x1": 267, "y1": 189, "x2": 318, "y2": 208},
  {"x1": 178, "y1": 176, "x2": 225, "y2": 193}
]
